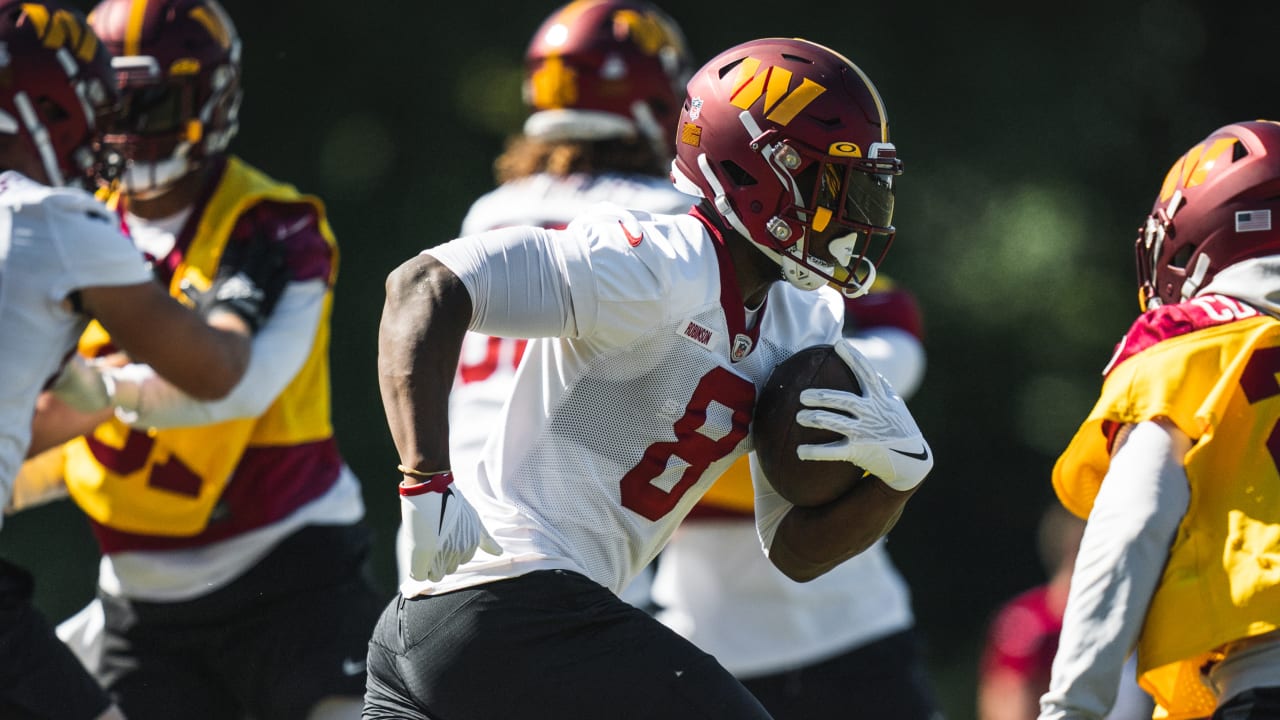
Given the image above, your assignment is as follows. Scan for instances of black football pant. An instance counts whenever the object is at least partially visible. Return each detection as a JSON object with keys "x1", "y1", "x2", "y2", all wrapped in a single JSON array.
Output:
[
  {"x1": 0, "y1": 558, "x2": 112, "y2": 720},
  {"x1": 364, "y1": 568, "x2": 773, "y2": 719}
]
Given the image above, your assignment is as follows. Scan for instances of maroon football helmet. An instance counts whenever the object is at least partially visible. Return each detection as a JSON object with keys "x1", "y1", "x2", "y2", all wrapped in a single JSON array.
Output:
[
  {"x1": 1136, "y1": 120, "x2": 1280, "y2": 310},
  {"x1": 671, "y1": 38, "x2": 901, "y2": 298},
  {"x1": 0, "y1": 0, "x2": 116, "y2": 188},
  {"x1": 523, "y1": 0, "x2": 692, "y2": 157},
  {"x1": 87, "y1": 0, "x2": 241, "y2": 195}
]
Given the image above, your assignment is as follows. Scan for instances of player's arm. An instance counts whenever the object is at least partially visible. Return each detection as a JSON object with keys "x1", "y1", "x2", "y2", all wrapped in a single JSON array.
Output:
[
  {"x1": 380, "y1": 251, "x2": 506, "y2": 582},
  {"x1": 97, "y1": 281, "x2": 323, "y2": 428},
  {"x1": 381, "y1": 227, "x2": 586, "y2": 581},
  {"x1": 77, "y1": 283, "x2": 253, "y2": 400},
  {"x1": 82, "y1": 218, "x2": 293, "y2": 400},
  {"x1": 380, "y1": 225, "x2": 586, "y2": 468},
  {"x1": 379, "y1": 252, "x2": 470, "y2": 474},
  {"x1": 1039, "y1": 418, "x2": 1189, "y2": 720},
  {"x1": 768, "y1": 473, "x2": 918, "y2": 582},
  {"x1": 22, "y1": 284, "x2": 251, "y2": 455},
  {"x1": 49, "y1": 207, "x2": 319, "y2": 429}
]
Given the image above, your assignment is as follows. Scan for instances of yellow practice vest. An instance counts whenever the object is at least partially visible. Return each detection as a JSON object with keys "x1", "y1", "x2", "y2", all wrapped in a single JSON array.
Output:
[
  {"x1": 63, "y1": 157, "x2": 339, "y2": 537},
  {"x1": 1054, "y1": 296, "x2": 1280, "y2": 719}
]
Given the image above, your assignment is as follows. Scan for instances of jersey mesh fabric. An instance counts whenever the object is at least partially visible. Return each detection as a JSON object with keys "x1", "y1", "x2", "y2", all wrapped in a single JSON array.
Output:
[{"x1": 518, "y1": 312, "x2": 796, "y2": 591}]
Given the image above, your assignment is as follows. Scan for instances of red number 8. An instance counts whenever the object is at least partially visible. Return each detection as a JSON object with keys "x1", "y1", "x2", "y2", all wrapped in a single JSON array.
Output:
[{"x1": 620, "y1": 367, "x2": 756, "y2": 520}]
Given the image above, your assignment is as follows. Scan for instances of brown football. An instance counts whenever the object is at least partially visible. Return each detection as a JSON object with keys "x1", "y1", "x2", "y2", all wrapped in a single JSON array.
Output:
[{"x1": 752, "y1": 345, "x2": 865, "y2": 506}]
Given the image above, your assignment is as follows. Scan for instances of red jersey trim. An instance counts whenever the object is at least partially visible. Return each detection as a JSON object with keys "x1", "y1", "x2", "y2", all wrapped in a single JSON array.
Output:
[
  {"x1": 1104, "y1": 295, "x2": 1262, "y2": 376},
  {"x1": 691, "y1": 206, "x2": 766, "y2": 361}
]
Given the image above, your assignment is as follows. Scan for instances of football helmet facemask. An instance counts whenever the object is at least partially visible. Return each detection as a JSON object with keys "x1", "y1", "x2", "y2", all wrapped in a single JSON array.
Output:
[
  {"x1": 0, "y1": 0, "x2": 117, "y2": 188},
  {"x1": 523, "y1": 0, "x2": 692, "y2": 157},
  {"x1": 87, "y1": 0, "x2": 241, "y2": 197},
  {"x1": 671, "y1": 38, "x2": 901, "y2": 298}
]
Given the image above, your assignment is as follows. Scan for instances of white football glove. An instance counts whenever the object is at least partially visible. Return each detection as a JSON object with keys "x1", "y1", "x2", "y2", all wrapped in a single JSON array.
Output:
[
  {"x1": 49, "y1": 355, "x2": 112, "y2": 412},
  {"x1": 794, "y1": 338, "x2": 934, "y2": 492},
  {"x1": 398, "y1": 476, "x2": 502, "y2": 582}
]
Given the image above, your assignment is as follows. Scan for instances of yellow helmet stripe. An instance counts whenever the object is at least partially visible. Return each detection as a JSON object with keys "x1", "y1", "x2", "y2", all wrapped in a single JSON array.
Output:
[
  {"x1": 189, "y1": 6, "x2": 232, "y2": 50},
  {"x1": 124, "y1": 0, "x2": 149, "y2": 57}
]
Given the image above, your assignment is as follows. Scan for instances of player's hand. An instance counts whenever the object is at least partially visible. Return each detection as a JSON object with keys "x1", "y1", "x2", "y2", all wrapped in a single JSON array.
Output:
[
  {"x1": 50, "y1": 355, "x2": 112, "y2": 412},
  {"x1": 181, "y1": 234, "x2": 289, "y2": 334},
  {"x1": 398, "y1": 474, "x2": 502, "y2": 582},
  {"x1": 794, "y1": 338, "x2": 933, "y2": 492}
]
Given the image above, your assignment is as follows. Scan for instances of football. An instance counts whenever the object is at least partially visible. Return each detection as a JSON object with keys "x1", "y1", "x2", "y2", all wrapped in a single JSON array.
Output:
[{"x1": 752, "y1": 345, "x2": 866, "y2": 506}]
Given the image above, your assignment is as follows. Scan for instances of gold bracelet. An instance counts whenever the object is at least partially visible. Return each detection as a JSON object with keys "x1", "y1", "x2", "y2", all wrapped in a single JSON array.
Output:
[{"x1": 397, "y1": 464, "x2": 451, "y2": 479}]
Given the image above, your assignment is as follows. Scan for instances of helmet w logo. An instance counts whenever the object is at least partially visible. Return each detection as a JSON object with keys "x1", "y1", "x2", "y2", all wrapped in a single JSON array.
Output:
[
  {"x1": 729, "y1": 57, "x2": 825, "y2": 126},
  {"x1": 1158, "y1": 137, "x2": 1236, "y2": 203},
  {"x1": 21, "y1": 3, "x2": 97, "y2": 62}
]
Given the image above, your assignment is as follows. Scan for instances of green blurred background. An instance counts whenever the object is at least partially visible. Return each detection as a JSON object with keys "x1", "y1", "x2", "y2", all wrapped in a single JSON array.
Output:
[{"x1": 7, "y1": 1, "x2": 1280, "y2": 717}]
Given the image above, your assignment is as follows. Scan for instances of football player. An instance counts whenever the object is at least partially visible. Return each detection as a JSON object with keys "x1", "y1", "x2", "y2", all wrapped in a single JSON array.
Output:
[
  {"x1": 0, "y1": 1, "x2": 277, "y2": 717},
  {"x1": 369, "y1": 37, "x2": 934, "y2": 718},
  {"x1": 1042, "y1": 120, "x2": 1280, "y2": 719},
  {"x1": 651, "y1": 278, "x2": 943, "y2": 719},
  {"x1": 25, "y1": 1, "x2": 384, "y2": 718},
  {"x1": 395, "y1": 0, "x2": 696, "y2": 604}
]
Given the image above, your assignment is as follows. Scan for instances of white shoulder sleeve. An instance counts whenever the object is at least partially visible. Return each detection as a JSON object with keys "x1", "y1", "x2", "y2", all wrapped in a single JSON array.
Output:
[
  {"x1": 751, "y1": 452, "x2": 794, "y2": 553},
  {"x1": 43, "y1": 190, "x2": 152, "y2": 296},
  {"x1": 105, "y1": 280, "x2": 325, "y2": 428},
  {"x1": 1039, "y1": 420, "x2": 1191, "y2": 720},
  {"x1": 425, "y1": 226, "x2": 595, "y2": 338}
]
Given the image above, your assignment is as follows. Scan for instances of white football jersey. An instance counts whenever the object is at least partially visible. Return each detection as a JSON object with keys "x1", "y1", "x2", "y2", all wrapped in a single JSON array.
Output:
[
  {"x1": 0, "y1": 171, "x2": 151, "y2": 507},
  {"x1": 449, "y1": 172, "x2": 695, "y2": 475},
  {"x1": 405, "y1": 206, "x2": 843, "y2": 598}
]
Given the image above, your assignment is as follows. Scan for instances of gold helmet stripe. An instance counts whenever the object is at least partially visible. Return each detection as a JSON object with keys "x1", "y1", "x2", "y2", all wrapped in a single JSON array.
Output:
[
  {"x1": 189, "y1": 5, "x2": 232, "y2": 50},
  {"x1": 124, "y1": 0, "x2": 149, "y2": 57}
]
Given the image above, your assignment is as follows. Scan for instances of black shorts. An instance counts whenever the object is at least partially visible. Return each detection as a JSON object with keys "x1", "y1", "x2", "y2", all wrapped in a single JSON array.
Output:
[
  {"x1": 98, "y1": 522, "x2": 387, "y2": 720},
  {"x1": 740, "y1": 628, "x2": 942, "y2": 720},
  {"x1": 0, "y1": 558, "x2": 112, "y2": 720},
  {"x1": 364, "y1": 569, "x2": 773, "y2": 720}
]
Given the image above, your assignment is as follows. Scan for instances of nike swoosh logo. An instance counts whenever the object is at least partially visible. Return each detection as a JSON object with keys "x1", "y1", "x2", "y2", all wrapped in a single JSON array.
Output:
[
  {"x1": 437, "y1": 491, "x2": 450, "y2": 532},
  {"x1": 890, "y1": 446, "x2": 930, "y2": 461},
  {"x1": 342, "y1": 658, "x2": 367, "y2": 676},
  {"x1": 619, "y1": 221, "x2": 643, "y2": 247}
]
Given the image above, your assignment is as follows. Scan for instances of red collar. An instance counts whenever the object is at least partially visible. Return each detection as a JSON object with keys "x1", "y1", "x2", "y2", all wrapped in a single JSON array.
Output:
[{"x1": 691, "y1": 206, "x2": 765, "y2": 362}]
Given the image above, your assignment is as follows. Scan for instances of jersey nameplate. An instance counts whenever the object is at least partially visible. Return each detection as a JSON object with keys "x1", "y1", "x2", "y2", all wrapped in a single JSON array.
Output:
[{"x1": 677, "y1": 318, "x2": 721, "y2": 353}]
